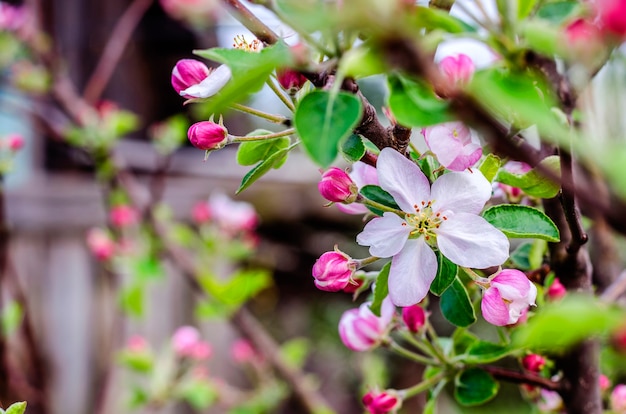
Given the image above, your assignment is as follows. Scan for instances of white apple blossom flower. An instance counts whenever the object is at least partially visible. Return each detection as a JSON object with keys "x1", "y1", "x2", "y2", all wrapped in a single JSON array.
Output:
[
  {"x1": 356, "y1": 148, "x2": 509, "y2": 306},
  {"x1": 180, "y1": 64, "x2": 232, "y2": 98}
]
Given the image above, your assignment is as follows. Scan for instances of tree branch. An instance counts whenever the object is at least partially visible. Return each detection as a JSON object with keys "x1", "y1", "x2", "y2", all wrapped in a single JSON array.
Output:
[{"x1": 482, "y1": 366, "x2": 561, "y2": 392}]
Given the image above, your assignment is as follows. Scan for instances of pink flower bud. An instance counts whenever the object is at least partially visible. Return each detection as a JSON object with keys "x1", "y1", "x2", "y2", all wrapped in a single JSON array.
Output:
[
  {"x1": 231, "y1": 339, "x2": 259, "y2": 363},
  {"x1": 110, "y1": 205, "x2": 139, "y2": 228},
  {"x1": 481, "y1": 269, "x2": 537, "y2": 326},
  {"x1": 6, "y1": 134, "x2": 24, "y2": 151},
  {"x1": 277, "y1": 69, "x2": 308, "y2": 91},
  {"x1": 597, "y1": 0, "x2": 626, "y2": 37},
  {"x1": 612, "y1": 384, "x2": 626, "y2": 413},
  {"x1": 522, "y1": 354, "x2": 546, "y2": 373},
  {"x1": 546, "y1": 277, "x2": 567, "y2": 300},
  {"x1": 338, "y1": 298, "x2": 395, "y2": 352},
  {"x1": 362, "y1": 390, "x2": 402, "y2": 414},
  {"x1": 318, "y1": 167, "x2": 358, "y2": 203},
  {"x1": 126, "y1": 335, "x2": 149, "y2": 353},
  {"x1": 439, "y1": 54, "x2": 475, "y2": 86},
  {"x1": 421, "y1": 122, "x2": 482, "y2": 171},
  {"x1": 187, "y1": 121, "x2": 228, "y2": 151},
  {"x1": 191, "y1": 341, "x2": 213, "y2": 360},
  {"x1": 171, "y1": 59, "x2": 211, "y2": 97},
  {"x1": 312, "y1": 250, "x2": 356, "y2": 292},
  {"x1": 336, "y1": 162, "x2": 379, "y2": 215},
  {"x1": 600, "y1": 374, "x2": 612, "y2": 392},
  {"x1": 86, "y1": 228, "x2": 116, "y2": 261},
  {"x1": 342, "y1": 276, "x2": 364, "y2": 293},
  {"x1": 191, "y1": 201, "x2": 212, "y2": 224},
  {"x1": 401, "y1": 304, "x2": 426, "y2": 333},
  {"x1": 172, "y1": 326, "x2": 201, "y2": 357}
]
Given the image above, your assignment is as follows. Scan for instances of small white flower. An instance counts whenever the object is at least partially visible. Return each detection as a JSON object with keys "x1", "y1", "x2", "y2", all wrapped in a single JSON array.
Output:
[{"x1": 357, "y1": 148, "x2": 509, "y2": 306}]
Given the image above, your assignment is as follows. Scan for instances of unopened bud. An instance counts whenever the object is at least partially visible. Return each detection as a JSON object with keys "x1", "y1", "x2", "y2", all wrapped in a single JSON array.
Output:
[
  {"x1": 401, "y1": 304, "x2": 426, "y2": 333},
  {"x1": 318, "y1": 167, "x2": 358, "y2": 203},
  {"x1": 312, "y1": 249, "x2": 356, "y2": 292},
  {"x1": 187, "y1": 121, "x2": 228, "y2": 151},
  {"x1": 362, "y1": 390, "x2": 402, "y2": 414},
  {"x1": 522, "y1": 354, "x2": 546, "y2": 373},
  {"x1": 277, "y1": 69, "x2": 308, "y2": 91},
  {"x1": 171, "y1": 59, "x2": 211, "y2": 97}
]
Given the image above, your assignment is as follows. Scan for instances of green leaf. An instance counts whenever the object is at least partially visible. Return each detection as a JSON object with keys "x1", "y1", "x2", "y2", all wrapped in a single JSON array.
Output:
[
  {"x1": 117, "y1": 350, "x2": 154, "y2": 373},
  {"x1": 478, "y1": 154, "x2": 501, "y2": 183},
  {"x1": 194, "y1": 42, "x2": 293, "y2": 114},
  {"x1": 178, "y1": 380, "x2": 217, "y2": 409},
  {"x1": 518, "y1": 0, "x2": 539, "y2": 18},
  {"x1": 280, "y1": 337, "x2": 310, "y2": 368},
  {"x1": 294, "y1": 90, "x2": 363, "y2": 167},
  {"x1": 440, "y1": 277, "x2": 476, "y2": 327},
  {"x1": 199, "y1": 269, "x2": 272, "y2": 308},
  {"x1": 5, "y1": 402, "x2": 26, "y2": 414},
  {"x1": 509, "y1": 242, "x2": 532, "y2": 270},
  {"x1": 464, "y1": 341, "x2": 513, "y2": 364},
  {"x1": 513, "y1": 295, "x2": 625, "y2": 351},
  {"x1": 430, "y1": 251, "x2": 457, "y2": 296},
  {"x1": 411, "y1": 6, "x2": 475, "y2": 33},
  {"x1": 452, "y1": 328, "x2": 479, "y2": 356},
  {"x1": 495, "y1": 155, "x2": 560, "y2": 198},
  {"x1": 236, "y1": 143, "x2": 296, "y2": 194},
  {"x1": 454, "y1": 368, "x2": 499, "y2": 406},
  {"x1": 388, "y1": 74, "x2": 452, "y2": 127},
  {"x1": 482, "y1": 204, "x2": 560, "y2": 242},
  {"x1": 120, "y1": 284, "x2": 144, "y2": 317},
  {"x1": 536, "y1": 1, "x2": 578, "y2": 23},
  {"x1": 236, "y1": 134, "x2": 290, "y2": 166},
  {"x1": 370, "y1": 263, "x2": 391, "y2": 317},
  {"x1": 1, "y1": 301, "x2": 22, "y2": 337},
  {"x1": 360, "y1": 185, "x2": 400, "y2": 216},
  {"x1": 341, "y1": 134, "x2": 366, "y2": 162}
]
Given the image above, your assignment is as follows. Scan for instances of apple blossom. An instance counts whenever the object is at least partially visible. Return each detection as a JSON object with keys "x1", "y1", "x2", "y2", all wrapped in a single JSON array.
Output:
[
  {"x1": 179, "y1": 64, "x2": 232, "y2": 99},
  {"x1": 336, "y1": 161, "x2": 379, "y2": 215},
  {"x1": 481, "y1": 269, "x2": 537, "y2": 326},
  {"x1": 187, "y1": 121, "x2": 228, "y2": 151},
  {"x1": 160, "y1": 0, "x2": 219, "y2": 25},
  {"x1": 312, "y1": 249, "x2": 356, "y2": 291},
  {"x1": 208, "y1": 192, "x2": 258, "y2": 234},
  {"x1": 171, "y1": 59, "x2": 211, "y2": 98},
  {"x1": 86, "y1": 228, "x2": 116, "y2": 261},
  {"x1": 362, "y1": 390, "x2": 402, "y2": 414},
  {"x1": 538, "y1": 389, "x2": 563, "y2": 412},
  {"x1": 612, "y1": 384, "x2": 626, "y2": 413},
  {"x1": 110, "y1": 205, "x2": 139, "y2": 228},
  {"x1": 338, "y1": 297, "x2": 395, "y2": 352},
  {"x1": 191, "y1": 201, "x2": 212, "y2": 224},
  {"x1": 126, "y1": 335, "x2": 149, "y2": 353},
  {"x1": 172, "y1": 326, "x2": 201, "y2": 357},
  {"x1": 401, "y1": 304, "x2": 426, "y2": 333},
  {"x1": 421, "y1": 121, "x2": 482, "y2": 171},
  {"x1": 357, "y1": 148, "x2": 509, "y2": 306},
  {"x1": 439, "y1": 53, "x2": 475, "y2": 85},
  {"x1": 318, "y1": 167, "x2": 358, "y2": 203}
]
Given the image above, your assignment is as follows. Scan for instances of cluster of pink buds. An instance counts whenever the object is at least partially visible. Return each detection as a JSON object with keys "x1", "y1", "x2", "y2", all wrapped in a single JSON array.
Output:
[
  {"x1": 362, "y1": 389, "x2": 402, "y2": 414},
  {"x1": 171, "y1": 326, "x2": 213, "y2": 361},
  {"x1": 480, "y1": 269, "x2": 537, "y2": 326}
]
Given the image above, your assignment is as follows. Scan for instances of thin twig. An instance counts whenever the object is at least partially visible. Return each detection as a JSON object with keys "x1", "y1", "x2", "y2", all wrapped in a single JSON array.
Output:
[
  {"x1": 221, "y1": 0, "x2": 280, "y2": 45},
  {"x1": 482, "y1": 366, "x2": 561, "y2": 392},
  {"x1": 83, "y1": 0, "x2": 155, "y2": 104}
]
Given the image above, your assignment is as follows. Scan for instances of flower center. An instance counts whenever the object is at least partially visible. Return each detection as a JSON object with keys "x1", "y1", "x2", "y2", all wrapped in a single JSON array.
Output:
[{"x1": 402, "y1": 200, "x2": 447, "y2": 241}]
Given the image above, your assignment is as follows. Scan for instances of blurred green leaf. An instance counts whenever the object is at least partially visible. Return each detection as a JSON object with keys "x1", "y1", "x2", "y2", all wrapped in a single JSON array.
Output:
[
  {"x1": 479, "y1": 154, "x2": 501, "y2": 183},
  {"x1": 412, "y1": 6, "x2": 475, "y2": 33},
  {"x1": 536, "y1": 1, "x2": 578, "y2": 23},
  {"x1": 482, "y1": 204, "x2": 560, "y2": 242},
  {"x1": 518, "y1": 0, "x2": 539, "y2": 18},
  {"x1": 454, "y1": 368, "x2": 499, "y2": 406},
  {"x1": 495, "y1": 155, "x2": 560, "y2": 198},
  {"x1": 370, "y1": 262, "x2": 391, "y2": 316},
  {"x1": 341, "y1": 134, "x2": 366, "y2": 162},
  {"x1": 430, "y1": 251, "x2": 457, "y2": 296},
  {"x1": 294, "y1": 90, "x2": 363, "y2": 167},
  {"x1": 440, "y1": 277, "x2": 476, "y2": 327},
  {"x1": 280, "y1": 337, "x2": 310, "y2": 368},
  {"x1": 117, "y1": 350, "x2": 154, "y2": 373},
  {"x1": 1, "y1": 301, "x2": 22, "y2": 337},
  {"x1": 5, "y1": 402, "x2": 27, "y2": 414},
  {"x1": 509, "y1": 242, "x2": 532, "y2": 270},
  {"x1": 388, "y1": 74, "x2": 452, "y2": 127},
  {"x1": 120, "y1": 284, "x2": 144, "y2": 317},
  {"x1": 464, "y1": 341, "x2": 513, "y2": 364},
  {"x1": 177, "y1": 379, "x2": 217, "y2": 409},
  {"x1": 513, "y1": 295, "x2": 625, "y2": 351},
  {"x1": 199, "y1": 269, "x2": 272, "y2": 308}
]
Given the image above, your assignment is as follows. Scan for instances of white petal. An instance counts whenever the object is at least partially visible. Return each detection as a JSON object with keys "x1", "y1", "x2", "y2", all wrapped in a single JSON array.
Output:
[
  {"x1": 388, "y1": 238, "x2": 437, "y2": 306},
  {"x1": 181, "y1": 65, "x2": 232, "y2": 98},
  {"x1": 437, "y1": 213, "x2": 509, "y2": 268},
  {"x1": 356, "y1": 213, "x2": 411, "y2": 258},
  {"x1": 377, "y1": 148, "x2": 430, "y2": 213},
  {"x1": 430, "y1": 169, "x2": 492, "y2": 215}
]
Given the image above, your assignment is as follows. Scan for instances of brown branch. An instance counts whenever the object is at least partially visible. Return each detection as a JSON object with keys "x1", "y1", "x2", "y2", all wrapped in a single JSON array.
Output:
[
  {"x1": 482, "y1": 366, "x2": 561, "y2": 392},
  {"x1": 83, "y1": 0, "x2": 154, "y2": 104},
  {"x1": 221, "y1": 0, "x2": 280, "y2": 45}
]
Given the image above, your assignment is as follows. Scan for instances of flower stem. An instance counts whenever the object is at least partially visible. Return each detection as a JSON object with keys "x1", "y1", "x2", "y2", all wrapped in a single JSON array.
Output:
[
  {"x1": 358, "y1": 197, "x2": 404, "y2": 215},
  {"x1": 356, "y1": 256, "x2": 379, "y2": 268},
  {"x1": 230, "y1": 128, "x2": 295, "y2": 142},
  {"x1": 400, "y1": 331, "x2": 438, "y2": 360},
  {"x1": 387, "y1": 340, "x2": 439, "y2": 366},
  {"x1": 266, "y1": 78, "x2": 296, "y2": 111},
  {"x1": 461, "y1": 266, "x2": 489, "y2": 285},
  {"x1": 398, "y1": 371, "x2": 447, "y2": 399},
  {"x1": 230, "y1": 103, "x2": 290, "y2": 124},
  {"x1": 424, "y1": 323, "x2": 449, "y2": 365}
]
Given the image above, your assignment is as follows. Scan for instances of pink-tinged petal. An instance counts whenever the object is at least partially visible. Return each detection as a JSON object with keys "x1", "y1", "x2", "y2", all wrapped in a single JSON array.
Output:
[
  {"x1": 357, "y1": 213, "x2": 411, "y2": 258},
  {"x1": 181, "y1": 65, "x2": 232, "y2": 98},
  {"x1": 481, "y1": 286, "x2": 510, "y2": 326},
  {"x1": 350, "y1": 161, "x2": 379, "y2": 188},
  {"x1": 388, "y1": 238, "x2": 437, "y2": 306},
  {"x1": 379, "y1": 296, "x2": 396, "y2": 325},
  {"x1": 336, "y1": 203, "x2": 370, "y2": 215},
  {"x1": 430, "y1": 170, "x2": 492, "y2": 215},
  {"x1": 422, "y1": 124, "x2": 464, "y2": 167},
  {"x1": 437, "y1": 213, "x2": 509, "y2": 268},
  {"x1": 446, "y1": 146, "x2": 482, "y2": 172},
  {"x1": 491, "y1": 269, "x2": 532, "y2": 301},
  {"x1": 377, "y1": 148, "x2": 430, "y2": 213}
]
